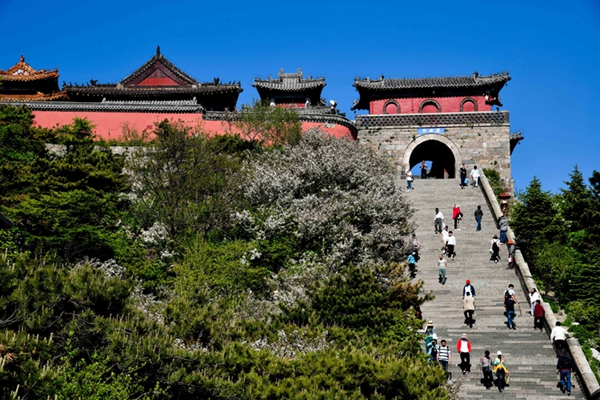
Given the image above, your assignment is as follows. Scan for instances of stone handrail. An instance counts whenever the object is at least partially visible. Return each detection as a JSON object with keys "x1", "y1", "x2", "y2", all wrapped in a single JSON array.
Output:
[{"x1": 479, "y1": 171, "x2": 600, "y2": 399}]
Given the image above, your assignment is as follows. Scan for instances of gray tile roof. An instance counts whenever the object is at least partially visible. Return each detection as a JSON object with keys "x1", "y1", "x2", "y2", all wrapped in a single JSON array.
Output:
[
  {"x1": 253, "y1": 68, "x2": 326, "y2": 92},
  {"x1": 353, "y1": 72, "x2": 510, "y2": 90}
]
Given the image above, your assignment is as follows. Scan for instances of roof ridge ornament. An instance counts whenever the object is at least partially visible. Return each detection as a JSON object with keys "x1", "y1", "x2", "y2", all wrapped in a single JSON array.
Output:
[{"x1": 156, "y1": 45, "x2": 161, "y2": 56}]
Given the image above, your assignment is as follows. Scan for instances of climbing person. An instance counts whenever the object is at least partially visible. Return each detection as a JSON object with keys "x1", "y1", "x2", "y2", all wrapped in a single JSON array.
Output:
[
  {"x1": 424, "y1": 320, "x2": 438, "y2": 354},
  {"x1": 498, "y1": 213, "x2": 509, "y2": 244},
  {"x1": 529, "y1": 287, "x2": 542, "y2": 317},
  {"x1": 457, "y1": 333, "x2": 472, "y2": 375},
  {"x1": 445, "y1": 231, "x2": 456, "y2": 260},
  {"x1": 504, "y1": 284, "x2": 520, "y2": 304},
  {"x1": 406, "y1": 169, "x2": 413, "y2": 192},
  {"x1": 480, "y1": 350, "x2": 494, "y2": 389},
  {"x1": 420, "y1": 160, "x2": 428, "y2": 179},
  {"x1": 440, "y1": 225, "x2": 449, "y2": 253},
  {"x1": 437, "y1": 339, "x2": 452, "y2": 379},
  {"x1": 556, "y1": 353, "x2": 573, "y2": 395},
  {"x1": 412, "y1": 233, "x2": 421, "y2": 262},
  {"x1": 463, "y1": 279, "x2": 476, "y2": 299},
  {"x1": 434, "y1": 208, "x2": 444, "y2": 234},
  {"x1": 474, "y1": 205, "x2": 483, "y2": 231},
  {"x1": 452, "y1": 204, "x2": 462, "y2": 230},
  {"x1": 459, "y1": 163, "x2": 467, "y2": 189},
  {"x1": 533, "y1": 300, "x2": 545, "y2": 331},
  {"x1": 438, "y1": 253, "x2": 447, "y2": 284},
  {"x1": 507, "y1": 239, "x2": 516, "y2": 269},
  {"x1": 464, "y1": 292, "x2": 475, "y2": 328},
  {"x1": 470, "y1": 165, "x2": 480, "y2": 187},
  {"x1": 427, "y1": 338, "x2": 438, "y2": 363},
  {"x1": 408, "y1": 252, "x2": 417, "y2": 278},
  {"x1": 490, "y1": 235, "x2": 501, "y2": 263},
  {"x1": 551, "y1": 322, "x2": 570, "y2": 352},
  {"x1": 504, "y1": 288, "x2": 517, "y2": 330},
  {"x1": 493, "y1": 351, "x2": 510, "y2": 393}
]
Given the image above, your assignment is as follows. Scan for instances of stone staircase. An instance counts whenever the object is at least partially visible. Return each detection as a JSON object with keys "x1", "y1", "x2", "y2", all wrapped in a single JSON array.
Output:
[{"x1": 406, "y1": 178, "x2": 583, "y2": 399}]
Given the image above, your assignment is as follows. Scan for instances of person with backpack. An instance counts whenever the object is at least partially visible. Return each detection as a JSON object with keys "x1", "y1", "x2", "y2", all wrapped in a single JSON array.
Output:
[
  {"x1": 493, "y1": 351, "x2": 510, "y2": 393},
  {"x1": 556, "y1": 354, "x2": 573, "y2": 395},
  {"x1": 507, "y1": 240, "x2": 516, "y2": 269},
  {"x1": 463, "y1": 279, "x2": 476, "y2": 299},
  {"x1": 480, "y1": 350, "x2": 493, "y2": 389},
  {"x1": 490, "y1": 235, "x2": 501, "y2": 263},
  {"x1": 427, "y1": 338, "x2": 438, "y2": 363},
  {"x1": 437, "y1": 339, "x2": 452, "y2": 378},
  {"x1": 457, "y1": 333, "x2": 472, "y2": 375},
  {"x1": 464, "y1": 292, "x2": 475, "y2": 328},
  {"x1": 452, "y1": 204, "x2": 462, "y2": 230}
]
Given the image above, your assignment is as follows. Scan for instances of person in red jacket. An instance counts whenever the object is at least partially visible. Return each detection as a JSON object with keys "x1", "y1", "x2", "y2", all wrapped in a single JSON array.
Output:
[
  {"x1": 533, "y1": 299, "x2": 545, "y2": 331},
  {"x1": 457, "y1": 333, "x2": 472, "y2": 374}
]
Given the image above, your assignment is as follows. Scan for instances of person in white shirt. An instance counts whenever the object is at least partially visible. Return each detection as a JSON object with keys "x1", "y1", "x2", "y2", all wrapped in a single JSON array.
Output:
[
  {"x1": 434, "y1": 208, "x2": 444, "y2": 234},
  {"x1": 470, "y1": 165, "x2": 481, "y2": 187},
  {"x1": 446, "y1": 231, "x2": 456, "y2": 260},
  {"x1": 529, "y1": 288, "x2": 542, "y2": 317},
  {"x1": 551, "y1": 322, "x2": 569, "y2": 351}
]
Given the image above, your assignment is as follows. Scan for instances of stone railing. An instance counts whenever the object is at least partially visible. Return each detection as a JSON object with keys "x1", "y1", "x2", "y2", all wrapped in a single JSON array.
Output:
[
  {"x1": 479, "y1": 171, "x2": 600, "y2": 399},
  {"x1": 355, "y1": 111, "x2": 509, "y2": 128}
]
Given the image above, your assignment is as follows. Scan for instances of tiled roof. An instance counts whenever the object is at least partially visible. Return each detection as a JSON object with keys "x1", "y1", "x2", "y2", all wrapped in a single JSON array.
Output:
[
  {"x1": 121, "y1": 46, "x2": 198, "y2": 86},
  {"x1": 0, "y1": 56, "x2": 59, "y2": 82},
  {"x1": 253, "y1": 68, "x2": 326, "y2": 92},
  {"x1": 0, "y1": 92, "x2": 68, "y2": 101},
  {"x1": 0, "y1": 100, "x2": 204, "y2": 114},
  {"x1": 353, "y1": 72, "x2": 510, "y2": 90},
  {"x1": 64, "y1": 85, "x2": 242, "y2": 96}
]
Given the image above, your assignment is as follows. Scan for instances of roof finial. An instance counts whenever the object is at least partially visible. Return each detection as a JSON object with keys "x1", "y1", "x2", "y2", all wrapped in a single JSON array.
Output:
[
  {"x1": 156, "y1": 45, "x2": 161, "y2": 56},
  {"x1": 20, "y1": 55, "x2": 25, "y2": 63}
]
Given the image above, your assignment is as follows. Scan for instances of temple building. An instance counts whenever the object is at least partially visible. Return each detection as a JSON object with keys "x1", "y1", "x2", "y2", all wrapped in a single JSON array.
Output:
[
  {"x1": 250, "y1": 68, "x2": 356, "y2": 139},
  {"x1": 353, "y1": 71, "x2": 521, "y2": 189},
  {"x1": 1, "y1": 48, "x2": 243, "y2": 141},
  {"x1": 0, "y1": 56, "x2": 67, "y2": 101}
]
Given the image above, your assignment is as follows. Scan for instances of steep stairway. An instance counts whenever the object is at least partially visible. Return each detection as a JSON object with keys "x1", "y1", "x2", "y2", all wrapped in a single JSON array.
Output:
[{"x1": 406, "y1": 178, "x2": 583, "y2": 399}]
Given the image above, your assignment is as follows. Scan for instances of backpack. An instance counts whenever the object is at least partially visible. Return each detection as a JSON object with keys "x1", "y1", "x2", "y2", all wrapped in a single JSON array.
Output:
[
  {"x1": 557, "y1": 356, "x2": 572, "y2": 370},
  {"x1": 504, "y1": 290, "x2": 512, "y2": 301},
  {"x1": 492, "y1": 240, "x2": 500, "y2": 252}
]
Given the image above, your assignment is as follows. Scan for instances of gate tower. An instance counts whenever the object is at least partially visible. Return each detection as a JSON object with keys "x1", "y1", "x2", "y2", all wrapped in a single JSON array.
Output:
[{"x1": 352, "y1": 71, "x2": 522, "y2": 192}]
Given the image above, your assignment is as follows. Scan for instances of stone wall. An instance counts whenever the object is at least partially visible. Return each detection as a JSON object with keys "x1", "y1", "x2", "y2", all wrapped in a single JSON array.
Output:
[{"x1": 357, "y1": 122, "x2": 513, "y2": 192}]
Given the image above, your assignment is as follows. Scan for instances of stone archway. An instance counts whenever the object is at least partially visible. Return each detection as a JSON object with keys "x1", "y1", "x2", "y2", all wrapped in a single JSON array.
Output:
[{"x1": 403, "y1": 134, "x2": 461, "y2": 179}]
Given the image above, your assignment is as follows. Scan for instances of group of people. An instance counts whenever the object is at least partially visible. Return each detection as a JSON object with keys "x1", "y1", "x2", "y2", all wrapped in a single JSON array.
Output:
[
  {"x1": 425, "y1": 320, "x2": 511, "y2": 392},
  {"x1": 459, "y1": 163, "x2": 481, "y2": 189},
  {"x1": 407, "y1": 161, "x2": 481, "y2": 191}
]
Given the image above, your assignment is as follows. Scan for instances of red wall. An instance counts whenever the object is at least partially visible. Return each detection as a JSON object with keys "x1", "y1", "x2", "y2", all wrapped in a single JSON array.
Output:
[
  {"x1": 31, "y1": 110, "x2": 355, "y2": 141},
  {"x1": 369, "y1": 95, "x2": 491, "y2": 114}
]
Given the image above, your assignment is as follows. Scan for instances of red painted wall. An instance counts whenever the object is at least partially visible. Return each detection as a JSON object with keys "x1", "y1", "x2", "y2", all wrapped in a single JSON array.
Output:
[
  {"x1": 369, "y1": 95, "x2": 490, "y2": 114},
  {"x1": 31, "y1": 110, "x2": 355, "y2": 141}
]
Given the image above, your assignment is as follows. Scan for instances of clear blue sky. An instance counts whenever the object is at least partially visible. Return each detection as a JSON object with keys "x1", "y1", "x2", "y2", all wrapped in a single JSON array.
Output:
[{"x1": 2, "y1": 0, "x2": 599, "y2": 194}]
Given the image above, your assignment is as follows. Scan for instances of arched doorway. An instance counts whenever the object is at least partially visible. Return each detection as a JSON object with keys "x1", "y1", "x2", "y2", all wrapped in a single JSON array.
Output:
[{"x1": 404, "y1": 135, "x2": 461, "y2": 179}]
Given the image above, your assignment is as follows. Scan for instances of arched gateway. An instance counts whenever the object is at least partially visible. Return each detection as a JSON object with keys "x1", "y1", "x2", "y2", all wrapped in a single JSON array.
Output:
[
  {"x1": 404, "y1": 135, "x2": 461, "y2": 179},
  {"x1": 352, "y1": 71, "x2": 522, "y2": 192}
]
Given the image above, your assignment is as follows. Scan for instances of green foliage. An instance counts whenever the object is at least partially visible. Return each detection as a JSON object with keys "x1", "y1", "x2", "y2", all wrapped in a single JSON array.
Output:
[
  {"x1": 0, "y1": 106, "x2": 447, "y2": 398},
  {"x1": 510, "y1": 176, "x2": 566, "y2": 259},
  {"x1": 483, "y1": 168, "x2": 503, "y2": 198},
  {"x1": 233, "y1": 100, "x2": 303, "y2": 146},
  {"x1": 126, "y1": 120, "x2": 243, "y2": 240}
]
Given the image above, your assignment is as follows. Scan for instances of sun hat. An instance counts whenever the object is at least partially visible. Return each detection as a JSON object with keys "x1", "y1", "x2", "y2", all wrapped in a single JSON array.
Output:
[
  {"x1": 461, "y1": 333, "x2": 468, "y2": 339},
  {"x1": 497, "y1": 351, "x2": 502, "y2": 355}
]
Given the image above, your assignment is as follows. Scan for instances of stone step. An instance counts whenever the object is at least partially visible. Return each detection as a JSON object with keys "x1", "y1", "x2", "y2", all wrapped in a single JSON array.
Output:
[{"x1": 407, "y1": 179, "x2": 584, "y2": 398}]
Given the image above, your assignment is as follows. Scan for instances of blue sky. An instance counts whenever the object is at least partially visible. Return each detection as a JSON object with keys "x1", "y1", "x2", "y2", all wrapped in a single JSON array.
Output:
[{"x1": 1, "y1": 0, "x2": 599, "y2": 194}]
